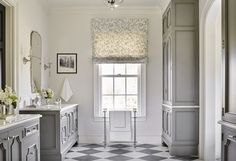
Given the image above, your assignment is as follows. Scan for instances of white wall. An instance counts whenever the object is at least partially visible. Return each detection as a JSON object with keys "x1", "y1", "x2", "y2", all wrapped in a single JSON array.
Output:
[
  {"x1": 17, "y1": 0, "x2": 49, "y2": 106},
  {"x1": 48, "y1": 8, "x2": 163, "y2": 144}
]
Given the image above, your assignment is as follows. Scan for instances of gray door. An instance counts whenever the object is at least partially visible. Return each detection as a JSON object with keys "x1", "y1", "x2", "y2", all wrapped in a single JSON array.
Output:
[
  {"x1": 0, "y1": 132, "x2": 8, "y2": 161},
  {"x1": 23, "y1": 139, "x2": 39, "y2": 161},
  {"x1": 8, "y1": 128, "x2": 23, "y2": 161},
  {"x1": 224, "y1": 136, "x2": 236, "y2": 161},
  {"x1": 222, "y1": 0, "x2": 236, "y2": 122}
]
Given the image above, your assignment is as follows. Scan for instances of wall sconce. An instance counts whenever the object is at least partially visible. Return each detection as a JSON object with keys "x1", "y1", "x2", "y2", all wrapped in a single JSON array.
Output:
[
  {"x1": 23, "y1": 56, "x2": 31, "y2": 64},
  {"x1": 44, "y1": 63, "x2": 52, "y2": 70}
]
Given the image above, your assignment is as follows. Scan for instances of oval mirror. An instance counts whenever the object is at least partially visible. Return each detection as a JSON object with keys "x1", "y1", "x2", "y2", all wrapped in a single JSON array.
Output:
[{"x1": 30, "y1": 31, "x2": 42, "y2": 93}]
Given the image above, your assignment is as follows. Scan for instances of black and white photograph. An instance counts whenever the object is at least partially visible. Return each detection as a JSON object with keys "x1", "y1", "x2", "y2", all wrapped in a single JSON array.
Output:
[{"x1": 57, "y1": 53, "x2": 77, "y2": 74}]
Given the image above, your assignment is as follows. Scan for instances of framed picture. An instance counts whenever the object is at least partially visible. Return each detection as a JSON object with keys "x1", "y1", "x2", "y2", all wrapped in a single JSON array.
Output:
[{"x1": 57, "y1": 53, "x2": 77, "y2": 74}]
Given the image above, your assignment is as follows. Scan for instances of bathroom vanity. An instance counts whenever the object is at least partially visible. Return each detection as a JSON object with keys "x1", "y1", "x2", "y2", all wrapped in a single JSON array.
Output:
[
  {"x1": 0, "y1": 114, "x2": 41, "y2": 161},
  {"x1": 20, "y1": 104, "x2": 79, "y2": 161}
]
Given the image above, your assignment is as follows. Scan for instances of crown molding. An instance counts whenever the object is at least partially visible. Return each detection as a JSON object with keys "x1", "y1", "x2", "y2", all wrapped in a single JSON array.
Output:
[{"x1": 49, "y1": 6, "x2": 161, "y2": 15}]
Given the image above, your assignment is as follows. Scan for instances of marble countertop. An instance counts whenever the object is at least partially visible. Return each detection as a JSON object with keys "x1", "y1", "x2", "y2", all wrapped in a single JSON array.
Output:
[
  {"x1": 219, "y1": 120, "x2": 236, "y2": 129},
  {"x1": 0, "y1": 114, "x2": 41, "y2": 131},
  {"x1": 19, "y1": 104, "x2": 79, "y2": 112}
]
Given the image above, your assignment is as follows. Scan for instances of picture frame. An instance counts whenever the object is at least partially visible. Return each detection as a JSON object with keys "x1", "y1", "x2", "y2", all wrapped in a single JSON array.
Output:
[{"x1": 57, "y1": 53, "x2": 77, "y2": 74}]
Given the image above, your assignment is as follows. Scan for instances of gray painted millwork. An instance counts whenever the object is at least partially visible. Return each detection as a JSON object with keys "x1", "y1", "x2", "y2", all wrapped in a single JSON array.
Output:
[
  {"x1": 20, "y1": 104, "x2": 79, "y2": 161},
  {"x1": 162, "y1": 0, "x2": 199, "y2": 156},
  {"x1": 0, "y1": 115, "x2": 41, "y2": 161},
  {"x1": 219, "y1": 121, "x2": 236, "y2": 161},
  {"x1": 162, "y1": 0, "x2": 199, "y2": 106},
  {"x1": 220, "y1": 0, "x2": 236, "y2": 160},
  {"x1": 162, "y1": 105, "x2": 199, "y2": 156}
]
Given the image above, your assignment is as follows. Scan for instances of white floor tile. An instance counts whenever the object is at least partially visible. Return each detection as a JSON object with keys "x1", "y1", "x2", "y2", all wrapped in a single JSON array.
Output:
[
  {"x1": 123, "y1": 151, "x2": 149, "y2": 158},
  {"x1": 153, "y1": 151, "x2": 172, "y2": 158},
  {"x1": 91, "y1": 151, "x2": 117, "y2": 158}
]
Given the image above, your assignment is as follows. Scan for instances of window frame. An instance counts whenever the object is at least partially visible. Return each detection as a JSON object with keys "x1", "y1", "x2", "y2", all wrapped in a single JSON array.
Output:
[{"x1": 94, "y1": 64, "x2": 146, "y2": 119}]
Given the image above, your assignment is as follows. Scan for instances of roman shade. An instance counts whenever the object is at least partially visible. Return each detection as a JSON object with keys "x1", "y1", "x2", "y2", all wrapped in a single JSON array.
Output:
[{"x1": 91, "y1": 18, "x2": 148, "y2": 63}]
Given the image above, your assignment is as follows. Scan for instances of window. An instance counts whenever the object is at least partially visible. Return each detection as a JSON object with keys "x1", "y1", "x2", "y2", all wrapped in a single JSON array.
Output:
[{"x1": 94, "y1": 64, "x2": 146, "y2": 118}]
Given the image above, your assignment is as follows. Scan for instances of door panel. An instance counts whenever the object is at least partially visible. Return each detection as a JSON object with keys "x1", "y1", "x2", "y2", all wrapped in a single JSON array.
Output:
[
  {"x1": 222, "y1": 0, "x2": 236, "y2": 124},
  {"x1": 226, "y1": 0, "x2": 236, "y2": 113},
  {"x1": 9, "y1": 128, "x2": 23, "y2": 161},
  {"x1": 0, "y1": 132, "x2": 8, "y2": 161},
  {"x1": 0, "y1": 4, "x2": 5, "y2": 88}
]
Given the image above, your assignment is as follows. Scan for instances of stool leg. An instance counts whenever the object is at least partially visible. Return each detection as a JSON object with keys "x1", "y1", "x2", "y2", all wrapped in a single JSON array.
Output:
[
  {"x1": 133, "y1": 110, "x2": 137, "y2": 148},
  {"x1": 103, "y1": 109, "x2": 107, "y2": 148}
]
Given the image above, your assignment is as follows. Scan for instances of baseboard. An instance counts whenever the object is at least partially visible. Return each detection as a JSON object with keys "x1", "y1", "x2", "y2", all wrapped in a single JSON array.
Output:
[{"x1": 79, "y1": 135, "x2": 161, "y2": 145}]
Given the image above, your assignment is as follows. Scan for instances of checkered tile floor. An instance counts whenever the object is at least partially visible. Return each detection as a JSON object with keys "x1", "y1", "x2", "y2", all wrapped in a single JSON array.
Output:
[{"x1": 65, "y1": 144, "x2": 201, "y2": 161}]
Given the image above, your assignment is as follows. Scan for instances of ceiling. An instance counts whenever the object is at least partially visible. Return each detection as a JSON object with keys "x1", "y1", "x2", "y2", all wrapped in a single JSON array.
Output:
[{"x1": 41, "y1": 0, "x2": 162, "y2": 8}]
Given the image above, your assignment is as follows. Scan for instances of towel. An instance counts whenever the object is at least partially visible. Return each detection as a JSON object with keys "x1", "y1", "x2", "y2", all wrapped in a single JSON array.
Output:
[{"x1": 60, "y1": 78, "x2": 73, "y2": 102}]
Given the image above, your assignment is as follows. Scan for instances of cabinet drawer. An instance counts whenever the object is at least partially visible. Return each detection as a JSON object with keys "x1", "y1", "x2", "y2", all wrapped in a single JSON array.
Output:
[{"x1": 23, "y1": 124, "x2": 39, "y2": 138}]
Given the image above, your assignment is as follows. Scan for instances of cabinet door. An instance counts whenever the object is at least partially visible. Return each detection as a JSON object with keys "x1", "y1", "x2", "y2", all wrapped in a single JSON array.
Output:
[
  {"x1": 74, "y1": 109, "x2": 78, "y2": 133},
  {"x1": 223, "y1": 128, "x2": 236, "y2": 161},
  {"x1": 8, "y1": 128, "x2": 23, "y2": 161},
  {"x1": 61, "y1": 113, "x2": 68, "y2": 145},
  {"x1": 167, "y1": 111, "x2": 172, "y2": 137},
  {"x1": 23, "y1": 137, "x2": 40, "y2": 161},
  {"x1": 167, "y1": 37, "x2": 172, "y2": 102},
  {"x1": 222, "y1": 0, "x2": 236, "y2": 121},
  {"x1": 163, "y1": 42, "x2": 168, "y2": 102},
  {"x1": 0, "y1": 132, "x2": 8, "y2": 161}
]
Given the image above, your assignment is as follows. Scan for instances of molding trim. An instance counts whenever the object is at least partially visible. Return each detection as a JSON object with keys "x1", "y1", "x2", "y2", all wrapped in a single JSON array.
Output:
[
  {"x1": 50, "y1": 7, "x2": 161, "y2": 15},
  {"x1": 79, "y1": 134, "x2": 161, "y2": 144},
  {"x1": 0, "y1": 0, "x2": 18, "y2": 92},
  {"x1": 199, "y1": 0, "x2": 218, "y2": 159}
]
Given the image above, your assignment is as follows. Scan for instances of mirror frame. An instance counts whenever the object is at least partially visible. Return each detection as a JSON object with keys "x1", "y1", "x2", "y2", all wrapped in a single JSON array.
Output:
[{"x1": 30, "y1": 31, "x2": 42, "y2": 93}]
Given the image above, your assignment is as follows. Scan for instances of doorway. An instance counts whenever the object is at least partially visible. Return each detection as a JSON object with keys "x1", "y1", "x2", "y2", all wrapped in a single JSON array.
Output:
[
  {"x1": 0, "y1": 3, "x2": 5, "y2": 88},
  {"x1": 201, "y1": 0, "x2": 222, "y2": 160}
]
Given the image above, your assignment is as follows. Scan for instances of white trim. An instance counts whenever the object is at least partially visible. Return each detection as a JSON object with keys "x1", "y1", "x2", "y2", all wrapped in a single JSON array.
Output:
[
  {"x1": 94, "y1": 64, "x2": 146, "y2": 119},
  {"x1": 199, "y1": 0, "x2": 219, "y2": 159},
  {"x1": 50, "y1": 7, "x2": 161, "y2": 15},
  {"x1": 162, "y1": 104, "x2": 200, "y2": 109},
  {"x1": 0, "y1": 0, "x2": 18, "y2": 93},
  {"x1": 79, "y1": 134, "x2": 161, "y2": 145}
]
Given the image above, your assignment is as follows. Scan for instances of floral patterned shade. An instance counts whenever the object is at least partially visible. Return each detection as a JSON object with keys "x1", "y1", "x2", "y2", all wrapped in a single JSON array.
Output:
[{"x1": 91, "y1": 18, "x2": 148, "y2": 63}]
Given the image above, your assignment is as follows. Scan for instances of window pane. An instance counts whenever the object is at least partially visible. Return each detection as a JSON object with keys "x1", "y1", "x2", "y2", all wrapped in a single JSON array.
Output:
[
  {"x1": 126, "y1": 64, "x2": 139, "y2": 75},
  {"x1": 114, "y1": 96, "x2": 126, "y2": 109},
  {"x1": 114, "y1": 78, "x2": 125, "y2": 94},
  {"x1": 127, "y1": 77, "x2": 138, "y2": 94},
  {"x1": 114, "y1": 64, "x2": 125, "y2": 75},
  {"x1": 127, "y1": 96, "x2": 138, "y2": 109},
  {"x1": 102, "y1": 96, "x2": 113, "y2": 109},
  {"x1": 102, "y1": 77, "x2": 113, "y2": 94},
  {"x1": 101, "y1": 64, "x2": 113, "y2": 75}
]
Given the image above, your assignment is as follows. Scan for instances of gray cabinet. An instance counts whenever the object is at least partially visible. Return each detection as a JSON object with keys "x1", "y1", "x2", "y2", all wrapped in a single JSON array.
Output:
[
  {"x1": 162, "y1": 0, "x2": 199, "y2": 106},
  {"x1": 220, "y1": 0, "x2": 236, "y2": 160},
  {"x1": 0, "y1": 132, "x2": 8, "y2": 161},
  {"x1": 162, "y1": 0, "x2": 199, "y2": 156},
  {"x1": 20, "y1": 104, "x2": 79, "y2": 161},
  {"x1": 0, "y1": 115, "x2": 40, "y2": 161},
  {"x1": 162, "y1": 105, "x2": 199, "y2": 156},
  {"x1": 219, "y1": 122, "x2": 236, "y2": 161}
]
